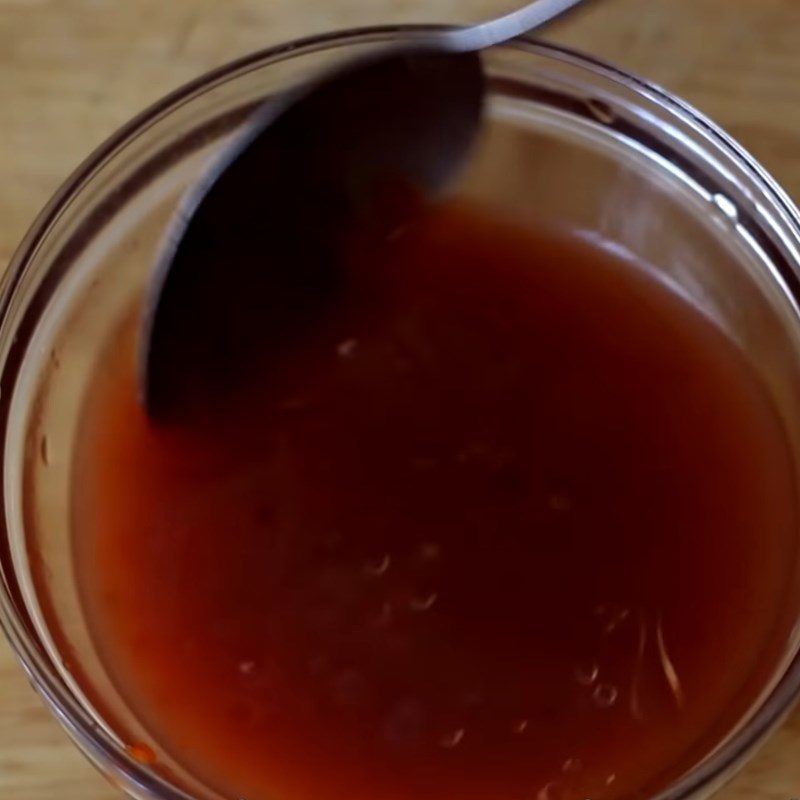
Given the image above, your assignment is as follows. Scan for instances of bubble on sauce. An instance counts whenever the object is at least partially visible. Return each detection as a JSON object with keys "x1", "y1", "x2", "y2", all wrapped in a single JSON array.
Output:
[
  {"x1": 439, "y1": 727, "x2": 465, "y2": 748},
  {"x1": 363, "y1": 553, "x2": 391, "y2": 576},
  {"x1": 126, "y1": 742, "x2": 156, "y2": 765},
  {"x1": 593, "y1": 683, "x2": 618, "y2": 708},
  {"x1": 561, "y1": 757, "x2": 582, "y2": 774},
  {"x1": 536, "y1": 780, "x2": 568, "y2": 800},
  {"x1": 574, "y1": 661, "x2": 599, "y2": 686},
  {"x1": 595, "y1": 603, "x2": 630, "y2": 634},
  {"x1": 337, "y1": 338, "x2": 359, "y2": 359},
  {"x1": 513, "y1": 718, "x2": 529, "y2": 734},
  {"x1": 238, "y1": 659, "x2": 256, "y2": 676},
  {"x1": 409, "y1": 591, "x2": 438, "y2": 612},
  {"x1": 606, "y1": 773, "x2": 617, "y2": 786}
]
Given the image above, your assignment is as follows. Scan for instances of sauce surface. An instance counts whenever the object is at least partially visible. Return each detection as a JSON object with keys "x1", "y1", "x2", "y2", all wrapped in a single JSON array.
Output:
[{"x1": 74, "y1": 202, "x2": 797, "y2": 800}]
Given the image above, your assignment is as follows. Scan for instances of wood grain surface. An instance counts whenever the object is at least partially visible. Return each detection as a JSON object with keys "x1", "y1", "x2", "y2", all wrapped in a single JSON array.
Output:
[{"x1": 3, "y1": 1, "x2": 800, "y2": 798}]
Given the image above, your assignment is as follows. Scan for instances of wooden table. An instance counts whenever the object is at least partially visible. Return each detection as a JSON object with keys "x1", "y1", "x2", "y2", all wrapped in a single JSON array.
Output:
[{"x1": 2, "y1": 1, "x2": 800, "y2": 797}]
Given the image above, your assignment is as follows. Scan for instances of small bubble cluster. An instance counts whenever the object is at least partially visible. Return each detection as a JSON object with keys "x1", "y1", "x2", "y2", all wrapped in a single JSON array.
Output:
[{"x1": 363, "y1": 553, "x2": 391, "y2": 576}]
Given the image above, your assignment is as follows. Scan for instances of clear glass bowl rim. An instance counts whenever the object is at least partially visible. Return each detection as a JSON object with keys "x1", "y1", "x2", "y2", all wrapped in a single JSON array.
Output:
[{"x1": 1, "y1": 23, "x2": 800, "y2": 800}]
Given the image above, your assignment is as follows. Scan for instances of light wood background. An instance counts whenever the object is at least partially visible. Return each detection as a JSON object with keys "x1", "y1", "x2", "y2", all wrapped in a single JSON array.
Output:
[{"x1": 3, "y1": 1, "x2": 800, "y2": 798}]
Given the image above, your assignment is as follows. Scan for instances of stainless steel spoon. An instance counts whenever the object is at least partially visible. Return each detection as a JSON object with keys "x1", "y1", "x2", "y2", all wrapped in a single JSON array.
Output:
[{"x1": 141, "y1": 0, "x2": 585, "y2": 420}]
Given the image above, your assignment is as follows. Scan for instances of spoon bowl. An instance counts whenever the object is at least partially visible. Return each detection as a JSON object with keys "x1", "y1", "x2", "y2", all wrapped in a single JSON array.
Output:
[{"x1": 140, "y1": 0, "x2": 585, "y2": 419}]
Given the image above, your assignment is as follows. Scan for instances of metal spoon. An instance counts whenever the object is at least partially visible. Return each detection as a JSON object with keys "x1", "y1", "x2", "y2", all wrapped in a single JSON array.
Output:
[{"x1": 141, "y1": 0, "x2": 585, "y2": 420}]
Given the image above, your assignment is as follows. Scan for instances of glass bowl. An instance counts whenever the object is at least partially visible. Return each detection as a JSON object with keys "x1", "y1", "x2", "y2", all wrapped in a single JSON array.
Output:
[{"x1": 2, "y1": 24, "x2": 800, "y2": 800}]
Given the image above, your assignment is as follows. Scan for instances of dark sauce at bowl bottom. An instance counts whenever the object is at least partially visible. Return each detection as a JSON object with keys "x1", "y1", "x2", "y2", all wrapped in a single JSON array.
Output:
[{"x1": 72, "y1": 200, "x2": 797, "y2": 800}]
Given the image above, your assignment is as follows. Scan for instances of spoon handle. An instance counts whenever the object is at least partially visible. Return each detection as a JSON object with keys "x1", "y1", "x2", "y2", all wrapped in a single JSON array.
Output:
[{"x1": 437, "y1": 0, "x2": 586, "y2": 52}]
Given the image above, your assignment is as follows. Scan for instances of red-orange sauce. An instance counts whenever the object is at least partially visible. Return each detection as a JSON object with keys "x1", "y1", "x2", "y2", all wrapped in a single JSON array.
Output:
[{"x1": 74, "y1": 202, "x2": 798, "y2": 800}]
